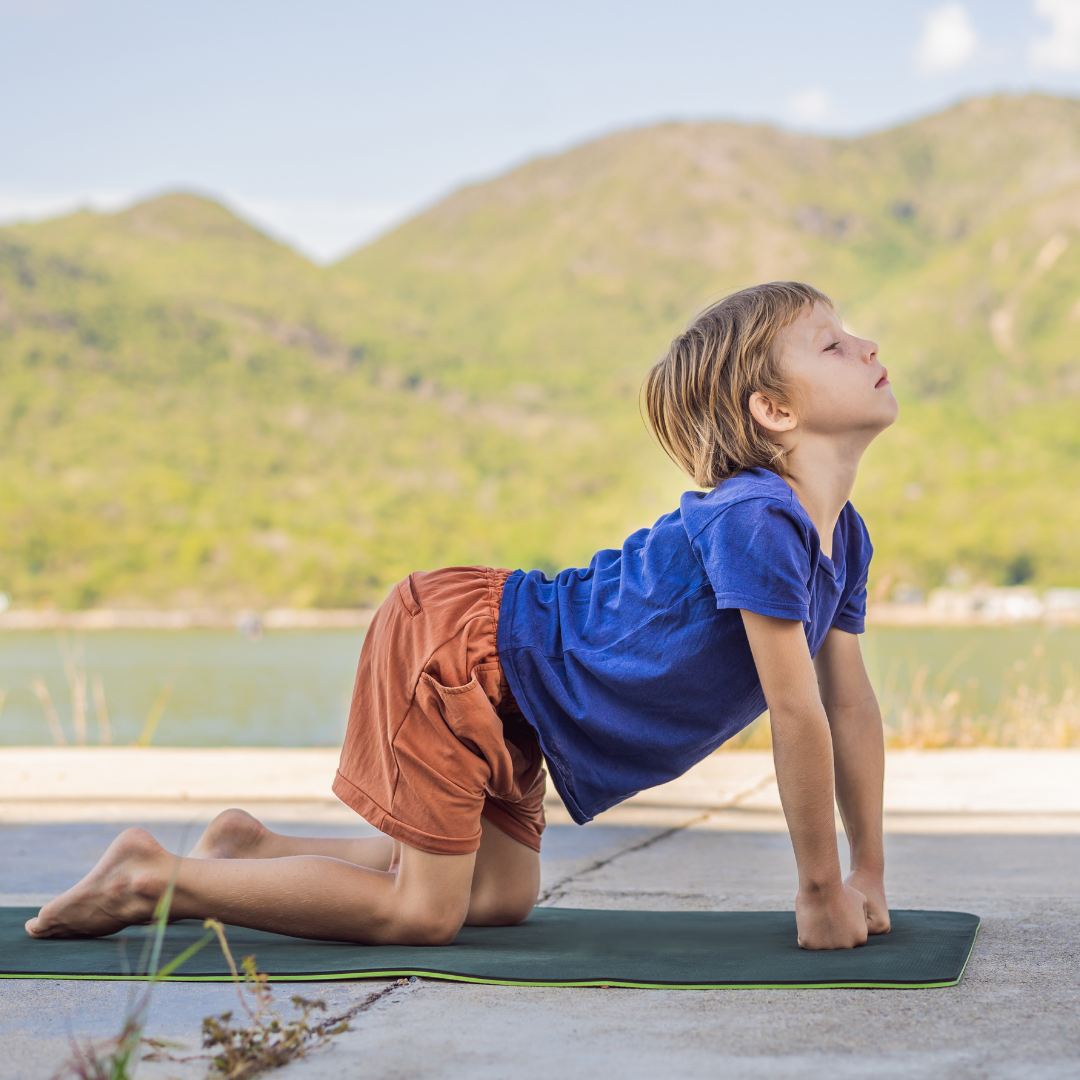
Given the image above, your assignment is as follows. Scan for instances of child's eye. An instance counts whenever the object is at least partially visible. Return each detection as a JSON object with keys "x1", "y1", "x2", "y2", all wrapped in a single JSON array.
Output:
[{"x1": 824, "y1": 341, "x2": 840, "y2": 352}]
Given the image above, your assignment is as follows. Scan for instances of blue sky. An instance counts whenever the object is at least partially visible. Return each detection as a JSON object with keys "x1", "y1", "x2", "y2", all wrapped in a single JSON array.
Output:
[{"x1": 3, "y1": 0, "x2": 1080, "y2": 260}]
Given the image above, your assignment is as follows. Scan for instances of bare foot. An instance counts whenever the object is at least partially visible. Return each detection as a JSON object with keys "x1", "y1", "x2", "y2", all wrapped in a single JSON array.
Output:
[
  {"x1": 188, "y1": 808, "x2": 270, "y2": 859},
  {"x1": 25, "y1": 828, "x2": 168, "y2": 939}
]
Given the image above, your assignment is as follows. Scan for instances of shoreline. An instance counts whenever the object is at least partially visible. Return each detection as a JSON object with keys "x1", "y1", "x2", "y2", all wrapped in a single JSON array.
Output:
[
  {"x1": 1, "y1": 604, "x2": 1079, "y2": 631},
  {"x1": 865, "y1": 602, "x2": 1080, "y2": 628},
  {"x1": 0, "y1": 607, "x2": 377, "y2": 631}
]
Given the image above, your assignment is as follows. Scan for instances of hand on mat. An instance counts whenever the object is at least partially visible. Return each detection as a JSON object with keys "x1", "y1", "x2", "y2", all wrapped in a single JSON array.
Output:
[
  {"x1": 846, "y1": 868, "x2": 891, "y2": 936},
  {"x1": 795, "y1": 882, "x2": 869, "y2": 950}
]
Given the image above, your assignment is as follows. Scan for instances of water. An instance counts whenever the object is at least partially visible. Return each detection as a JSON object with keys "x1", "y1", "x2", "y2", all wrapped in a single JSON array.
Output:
[
  {"x1": 0, "y1": 631, "x2": 364, "y2": 747},
  {"x1": 0, "y1": 626, "x2": 1077, "y2": 747},
  {"x1": 862, "y1": 625, "x2": 1080, "y2": 720}
]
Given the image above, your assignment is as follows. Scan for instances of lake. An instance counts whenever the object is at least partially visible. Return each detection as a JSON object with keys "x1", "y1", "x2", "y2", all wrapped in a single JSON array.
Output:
[{"x1": 0, "y1": 625, "x2": 1077, "y2": 747}]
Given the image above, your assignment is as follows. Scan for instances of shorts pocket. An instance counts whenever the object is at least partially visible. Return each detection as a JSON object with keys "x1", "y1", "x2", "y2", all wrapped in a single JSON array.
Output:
[{"x1": 418, "y1": 664, "x2": 515, "y2": 797}]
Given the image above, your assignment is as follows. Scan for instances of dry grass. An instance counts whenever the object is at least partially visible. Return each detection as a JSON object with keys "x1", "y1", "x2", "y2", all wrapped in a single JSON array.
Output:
[
  {"x1": 880, "y1": 643, "x2": 1080, "y2": 749},
  {"x1": 721, "y1": 642, "x2": 1080, "y2": 751},
  {"x1": 30, "y1": 632, "x2": 180, "y2": 747},
  {"x1": 54, "y1": 900, "x2": 365, "y2": 1080},
  {"x1": 53, "y1": 880, "x2": 214, "y2": 1080},
  {"x1": 185, "y1": 920, "x2": 350, "y2": 1080}
]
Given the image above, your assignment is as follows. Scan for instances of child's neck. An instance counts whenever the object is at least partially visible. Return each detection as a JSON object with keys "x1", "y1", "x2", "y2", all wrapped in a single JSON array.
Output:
[{"x1": 780, "y1": 437, "x2": 866, "y2": 560}]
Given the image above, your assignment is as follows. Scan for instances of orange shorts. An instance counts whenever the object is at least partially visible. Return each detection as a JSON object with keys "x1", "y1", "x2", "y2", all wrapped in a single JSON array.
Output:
[{"x1": 333, "y1": 566, "x2": 546, "y2": 855}]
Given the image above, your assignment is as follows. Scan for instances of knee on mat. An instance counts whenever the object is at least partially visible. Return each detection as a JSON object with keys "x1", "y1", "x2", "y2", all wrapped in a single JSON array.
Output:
[
  {"x1": 466, "y1": 894, "x2": 536, "y2": 928},
  {"x1": 379, "y1": 899, "x2": 466, "y2": 947},
  {"x1": 398, "y1": 911, "x2": 464, "y2": 947}
]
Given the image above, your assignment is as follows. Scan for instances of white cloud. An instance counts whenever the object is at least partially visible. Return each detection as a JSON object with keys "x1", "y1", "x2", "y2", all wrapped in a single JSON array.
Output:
[
  {"x1": 787, "y1": 87, "x2": 831, "y2": 122},
  {"x1": 1030, "y1": 0, "x2": 1080, "y2": 70},
  {"x1": 916, "y1": 4, "x2": 979, "y2": 73}
]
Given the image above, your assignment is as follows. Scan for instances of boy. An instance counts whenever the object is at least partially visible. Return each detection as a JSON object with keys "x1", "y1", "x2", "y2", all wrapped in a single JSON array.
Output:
[{"x1": 26, "y1": 281, "x2": 897, "y2": 951}]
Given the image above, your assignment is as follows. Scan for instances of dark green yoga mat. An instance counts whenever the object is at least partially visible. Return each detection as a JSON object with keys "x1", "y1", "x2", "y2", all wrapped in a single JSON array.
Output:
[{"x1": 0, "y1": 907, "x2": 979, "y2": 989}]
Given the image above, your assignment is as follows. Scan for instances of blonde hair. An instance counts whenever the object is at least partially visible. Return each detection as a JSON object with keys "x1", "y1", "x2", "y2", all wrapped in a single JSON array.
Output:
[{"x1": 643, "y1": 281, "x2": 835, "y2": 487}]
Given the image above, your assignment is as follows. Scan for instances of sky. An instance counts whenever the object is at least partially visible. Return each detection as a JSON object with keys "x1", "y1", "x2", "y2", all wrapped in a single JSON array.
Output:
[{"x1": 3, "y1": 0, "x2": 1080, "y2": 261}]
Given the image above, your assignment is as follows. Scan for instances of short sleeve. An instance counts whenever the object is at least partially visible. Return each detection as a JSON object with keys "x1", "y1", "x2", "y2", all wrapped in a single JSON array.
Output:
[
  {"x1": 690, "y1": 498, "x2": 811, "y2": 622},
  {"x1": 832, "y1": 578, "x2": 867, "y2": 633},
  {"x1": 832, "y1": 507, "x2": 872, "y2": 634}
]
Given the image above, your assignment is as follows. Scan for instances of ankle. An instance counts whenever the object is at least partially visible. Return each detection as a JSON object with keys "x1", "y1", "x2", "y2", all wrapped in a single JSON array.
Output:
[{"x1": 127, "y1": 866, "x2": 169, "y2": 905}]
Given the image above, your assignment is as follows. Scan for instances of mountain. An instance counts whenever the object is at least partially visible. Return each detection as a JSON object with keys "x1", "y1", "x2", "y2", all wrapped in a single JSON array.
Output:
[{"x1": 2, "y1": 94, "x2": 1079, "y2": 608}]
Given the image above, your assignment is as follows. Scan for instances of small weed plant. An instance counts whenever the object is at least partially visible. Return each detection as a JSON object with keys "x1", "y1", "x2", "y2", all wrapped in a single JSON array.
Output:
[
  {"x1": 188, "y1": 920, "x2": 349, "y2": 1080},
  {"x1": 54, "y1": 889, "x2": 391, "y2": 1080},
  {"x1": 52, "y1": 878, "x2": 215, "y2": 1080}
]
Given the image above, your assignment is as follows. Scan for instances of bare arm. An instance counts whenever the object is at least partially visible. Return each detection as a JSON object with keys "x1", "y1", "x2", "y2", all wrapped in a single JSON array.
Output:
[
  {"x1": 813, "y1": 627, "x2": 890, "y2": 933},
  {"x1": 740, "y1": 610, "x2": 868, "y2": 949}
]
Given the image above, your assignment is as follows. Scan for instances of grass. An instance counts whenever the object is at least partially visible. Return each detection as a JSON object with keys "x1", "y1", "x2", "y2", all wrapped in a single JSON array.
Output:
[
  {"x1": 53, "y1": 876, "x2": 215, "y2": 1080},
  {"x1": 156, "y1": 919, "x2": 352, "y2": 1080},
  {"x1": 27, "y1": 633, "x2": 179, "y2": 747},
  {"x1": 722, "y1": 639, "x2": 1080, "y2": 751},
  {"x1": 53, "y1": 888, "x2": 365, "y2": 1080},
  {"x1": 880, "y1": 642, "x2": 1080, "y2": 748}
]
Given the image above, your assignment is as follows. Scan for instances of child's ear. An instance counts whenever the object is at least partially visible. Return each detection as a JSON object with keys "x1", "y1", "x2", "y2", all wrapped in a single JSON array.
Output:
[{"x1": 748, "y1": 391, "x2": 797, "y2": 433}]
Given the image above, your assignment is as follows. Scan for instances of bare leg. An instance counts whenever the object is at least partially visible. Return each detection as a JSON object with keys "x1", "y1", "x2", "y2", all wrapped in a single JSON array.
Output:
[
  {"x1": 25, "y1": 827, "x2": 473, "y2": 944},
  {"x1": 188, "y1": 809, "x2": 394, "y2": 870},
  {"x1": 26, "y1": 817, "x2": 539, "y2": 943},
  {"x1": 187, "y1": 809, "x2": 539, "y2": 925},
  {"x1": 467, "y1": 817, "x2": 540, "y2": 925}
]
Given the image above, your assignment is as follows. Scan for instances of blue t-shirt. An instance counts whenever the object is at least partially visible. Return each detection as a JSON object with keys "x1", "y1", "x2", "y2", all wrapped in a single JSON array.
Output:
[{"x1": 496, "y1": 468, "x2": 872, "y2": 824}]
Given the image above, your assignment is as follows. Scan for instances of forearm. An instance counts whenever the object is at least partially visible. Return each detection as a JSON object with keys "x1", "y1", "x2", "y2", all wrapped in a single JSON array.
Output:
[
  {"x1": 769, "y1": 703, "x2": 843, "y2": 894},
  {"x1": 741, "y1": 613, "x2": 871, "y2": 948},
  {"x1": 827, "y1": 698, "x2": 885, "y2": 875}
]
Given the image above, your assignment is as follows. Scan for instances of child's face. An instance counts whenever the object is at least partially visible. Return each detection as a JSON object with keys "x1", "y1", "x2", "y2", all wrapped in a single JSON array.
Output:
[{"x1": 776, "y1": 302, "x2": 898, "y2": 438}]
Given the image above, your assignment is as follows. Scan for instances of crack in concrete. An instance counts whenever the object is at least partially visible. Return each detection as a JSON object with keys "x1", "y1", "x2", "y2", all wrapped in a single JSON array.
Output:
[
  {"x1": 293, "y1": 975, "x2": 423, "y2": 1069},
  {"x1": 324, "y1": 976, "x2": 421, "y2": 1029},
  {"x1": 538, "y1": 773, "x2": 776, "y2": 905},
  {"x1": 276, "y1": 770, "x2": 779, "y2": 1067}
]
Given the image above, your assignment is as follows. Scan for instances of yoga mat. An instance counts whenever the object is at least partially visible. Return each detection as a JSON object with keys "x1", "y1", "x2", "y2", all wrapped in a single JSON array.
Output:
[{"x1": 0, "y1": 908, "x2": 979, "y2": 989}]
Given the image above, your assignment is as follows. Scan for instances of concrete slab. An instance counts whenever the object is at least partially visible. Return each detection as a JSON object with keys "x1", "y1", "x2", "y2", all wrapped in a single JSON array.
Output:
[
  {"x1": 0, "y1": 821, "x2": 667, "y2": 1080},
  {"x1": 283, "y1": 829, "x2": 1080, "y2": 1080},
  {"x1": 2, "y1": 818, "x2": 1079, "y2": 1080}
]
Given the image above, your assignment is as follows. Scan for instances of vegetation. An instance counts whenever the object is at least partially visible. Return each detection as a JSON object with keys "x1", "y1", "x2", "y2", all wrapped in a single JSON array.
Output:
[
  {"x1": 4, "y1": 93, "x2": 1080, "y2": 609},
  {"x1": 186, "y1": 920, "x2": 350, "y2": 1080},
  {"x1": 55, "y1": 879, "x2": 214, "y2": 1080},
  {"x1": 56, "y1": 896, "x2": 366, "y2": 1080},
  {"x1": 725, "y1": 641, "x2": 1080, "y2": 749},
  {"x1": 878, "y1": 643, "x2": 1080, "y2": 748}
]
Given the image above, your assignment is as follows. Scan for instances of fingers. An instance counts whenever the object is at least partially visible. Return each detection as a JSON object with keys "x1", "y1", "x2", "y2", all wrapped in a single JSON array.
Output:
[{"x1": 867, "y1": 910, "x2": 892, "y2": 935}]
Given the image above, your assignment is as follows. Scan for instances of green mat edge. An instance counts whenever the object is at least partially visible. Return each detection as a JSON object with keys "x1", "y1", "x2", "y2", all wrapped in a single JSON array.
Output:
[
  {"x1": 0, "y1": 973, "x2": 969, "y2": 989},
  {"x1": 0, "y1": 918, "x2": 980, "y2": 991}
]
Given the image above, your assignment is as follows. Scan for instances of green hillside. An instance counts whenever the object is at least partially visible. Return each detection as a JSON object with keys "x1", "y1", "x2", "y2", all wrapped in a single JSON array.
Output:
[{"x1": 2, "y1": 94, "x2": 1080, "y2": 609}]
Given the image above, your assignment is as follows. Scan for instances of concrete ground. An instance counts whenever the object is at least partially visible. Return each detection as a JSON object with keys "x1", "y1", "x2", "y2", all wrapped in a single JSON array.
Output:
[
  {"x1": 2, "y1": 821, "x2": 1079, "y2": 1079},
  {"x1": 2, "y1": 751, "x2": 1079, "y2": 1079}
]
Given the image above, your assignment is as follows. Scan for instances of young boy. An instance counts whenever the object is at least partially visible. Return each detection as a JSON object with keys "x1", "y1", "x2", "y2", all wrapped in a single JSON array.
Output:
[{"x1": 26, "y1": 281, "x2": 897, "y2": 951}]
